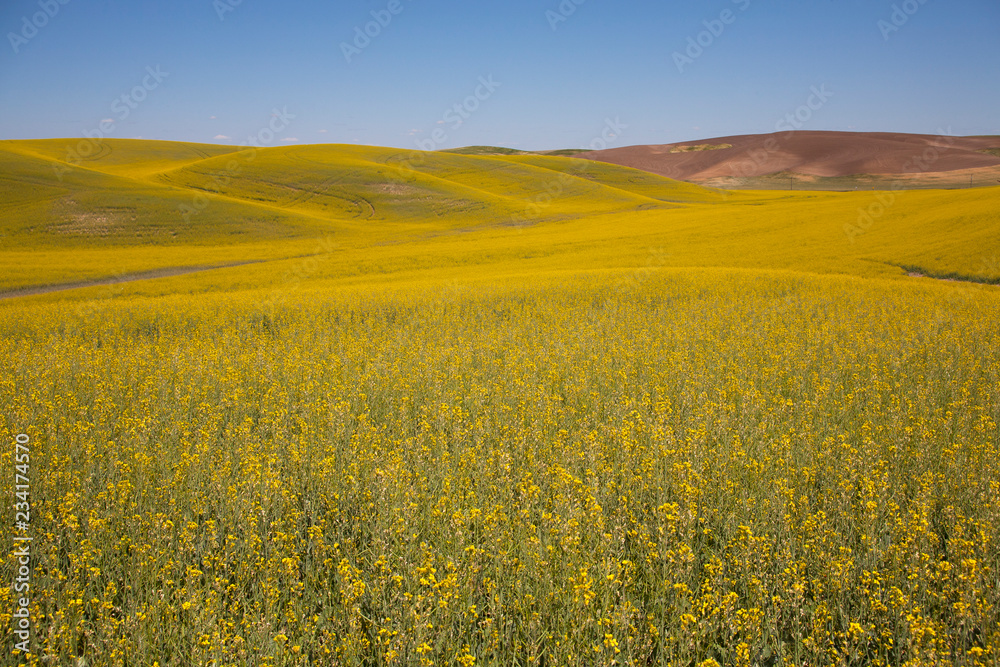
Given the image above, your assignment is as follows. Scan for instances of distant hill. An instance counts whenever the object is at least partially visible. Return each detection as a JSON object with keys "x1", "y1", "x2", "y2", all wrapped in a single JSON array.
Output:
[
  {"x1": 1, "y1": 137, "x2": 999, "y2": 297},
  {"x1": 0, "y1": 138, "x2": 722, "y2": 251},
  {"x1": 578, "y1": 131, "x2": 1000, "y2": 190},
  {"x1": 440, "y1": 146, "x2": 531, "y2": 156},
  {"x1": 441, "y1": 146, "x2": 592, "y2": 157}
]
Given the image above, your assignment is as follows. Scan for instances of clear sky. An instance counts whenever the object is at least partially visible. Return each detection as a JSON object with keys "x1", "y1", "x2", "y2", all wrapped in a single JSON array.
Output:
[{"x1": 1, "y1": 0, "x2": 998, "y2": 151}]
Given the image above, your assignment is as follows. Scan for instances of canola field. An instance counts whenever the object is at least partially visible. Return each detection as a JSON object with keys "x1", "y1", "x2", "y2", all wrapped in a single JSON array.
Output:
[{"x1": 1, "y1": 140, "x2": 999, "y2": 666}]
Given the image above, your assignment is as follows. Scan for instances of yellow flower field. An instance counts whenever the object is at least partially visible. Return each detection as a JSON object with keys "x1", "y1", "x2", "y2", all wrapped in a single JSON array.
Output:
[{"x1": 2, "y1": 268, "x2": 998, "y2": 665}]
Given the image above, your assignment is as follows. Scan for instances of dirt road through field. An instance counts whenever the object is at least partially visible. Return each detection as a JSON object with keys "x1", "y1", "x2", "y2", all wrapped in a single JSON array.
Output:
[{"x1": 0, "y1": 260, "x2": 265, "y2": 300}]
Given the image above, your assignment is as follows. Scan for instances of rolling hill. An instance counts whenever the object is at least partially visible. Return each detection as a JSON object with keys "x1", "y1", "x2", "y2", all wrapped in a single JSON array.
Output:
[
  {"x1": 0, "y1": 139, "x2": 719, "y2": 250},
  {"x1": 578, "y1": 131, "x2": 1000, "y2": 190},
  {"x1": 1, "y1": 137, "x2": 999, "y2": 298}
]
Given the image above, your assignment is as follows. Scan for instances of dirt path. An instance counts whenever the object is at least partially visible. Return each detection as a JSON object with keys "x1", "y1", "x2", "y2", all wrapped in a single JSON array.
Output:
[
  {"x1": 905, "y1": 271, "x2": 997, "y2": 286},
  {"x1": 0, "y1": 260, "x2": 265, "y2": 301}
]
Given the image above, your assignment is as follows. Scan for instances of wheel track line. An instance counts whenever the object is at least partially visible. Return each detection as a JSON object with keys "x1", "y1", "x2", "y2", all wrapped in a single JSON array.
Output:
[{"x1": 0, "y1": 259, "x2": 267, "y2": 301}]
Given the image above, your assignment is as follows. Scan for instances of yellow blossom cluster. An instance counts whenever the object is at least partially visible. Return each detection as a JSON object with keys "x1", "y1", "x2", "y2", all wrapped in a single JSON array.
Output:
[{"x1": 1, "y1": 268, "x2": 998, "y2": 666}]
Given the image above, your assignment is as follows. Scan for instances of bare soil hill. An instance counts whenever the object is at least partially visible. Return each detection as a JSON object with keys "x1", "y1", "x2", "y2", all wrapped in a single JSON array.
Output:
[{"x1": 578, "y1": 131, "x2": 1000, "y2": 189}]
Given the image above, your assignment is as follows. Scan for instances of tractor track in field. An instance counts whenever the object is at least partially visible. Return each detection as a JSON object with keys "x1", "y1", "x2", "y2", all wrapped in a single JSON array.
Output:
[{"x1": 0, "y1": 260, "x2": 266, "y2": 301}]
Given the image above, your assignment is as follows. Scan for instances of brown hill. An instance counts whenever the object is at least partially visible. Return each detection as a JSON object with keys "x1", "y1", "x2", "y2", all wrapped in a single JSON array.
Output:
[{"x1": 578, "y1": 131, "x2": 1000, "y2": 186}]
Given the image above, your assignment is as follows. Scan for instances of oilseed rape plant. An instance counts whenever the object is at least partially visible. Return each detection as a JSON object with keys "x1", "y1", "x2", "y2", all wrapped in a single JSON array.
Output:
[
  {"x1": 1, "y1": 269, "x2": 998, "y2": 665},
  {"x1": 1, "y1": 139, "x2": 999, "y2": 664}
]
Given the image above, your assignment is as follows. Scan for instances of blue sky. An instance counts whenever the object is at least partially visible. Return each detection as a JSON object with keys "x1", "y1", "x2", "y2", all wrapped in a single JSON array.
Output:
[{"x1": 1, "y1": 0, "x2": 998, "y2": 150}]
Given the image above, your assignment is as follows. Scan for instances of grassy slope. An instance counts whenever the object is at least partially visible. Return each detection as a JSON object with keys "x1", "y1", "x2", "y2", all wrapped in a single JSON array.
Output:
[
  {"x1": 2, "y1": 138, "x2": 239, "y2": 177},
  {"x1": 0, "y1": 141, "x2": 327, "y2": 245},
  {"x1": 1, "y1": 138, "x2": 999, "y2": 297}
]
